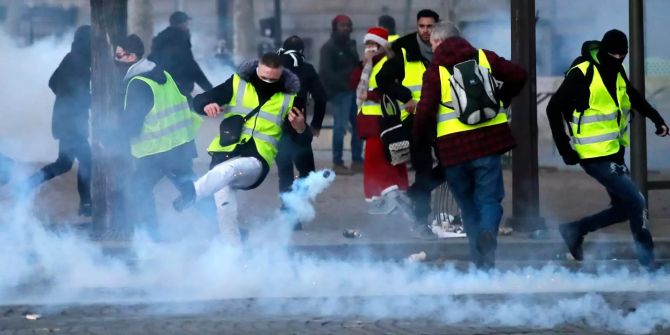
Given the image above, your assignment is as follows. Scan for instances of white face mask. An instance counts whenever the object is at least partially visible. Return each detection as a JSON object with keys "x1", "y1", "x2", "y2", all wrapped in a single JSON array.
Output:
[
  {"x1": 256, "y1": 67, "x2": 279, "y2": 84},
  {"x1": 364, "y1": 46, "x2": 379, "y2": 54}
]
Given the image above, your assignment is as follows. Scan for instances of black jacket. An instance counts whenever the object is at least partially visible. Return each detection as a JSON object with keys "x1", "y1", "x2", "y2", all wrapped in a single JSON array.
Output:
[
  {"x1": 279, "y1": 50, "x2": 327, "y2": 130},
  {"x1": 193, "y1": 60, "x2": 306, "y2": 189},
  {"x1": 148, "y1": 26, "x2": 213, "y2": 96},
  {"x1": 546, "y1": 40, "x2": 666, "y2": 164},
  {"x1": 376, "y1": 32, "x2": 430, "y2": 103},
  {"x1": 49, "y1": 29, "x2": 91, "y2": 141},
  {"x1": 318, "y1": 34, "x2": 359, "y2": 98},
  {"x1": 121, "y1": 59, "x2": 197, "y2": 160}
]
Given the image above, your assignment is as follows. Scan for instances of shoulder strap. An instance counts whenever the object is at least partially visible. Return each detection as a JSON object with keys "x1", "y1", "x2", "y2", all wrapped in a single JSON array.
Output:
[{"x1": 242, "y1": 98, "x2": 269, "y2": 122}]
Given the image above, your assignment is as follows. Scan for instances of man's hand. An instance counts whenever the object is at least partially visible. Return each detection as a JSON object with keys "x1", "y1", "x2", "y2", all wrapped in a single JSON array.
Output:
[
  {"x1": 655, "y1": 123, "x2": 669, "y2": 137},
  {"x1": 288, "y1": 107, "x2": 306, "y2": 133},
  {"x1": 404, "y1": 99, "x2": 418, "y2": 114},
  {"x1": 203, "y1": 103, "x2": 222, "y2": 117},
  {"x1": 562, "y1": 149, "x2": 580, "y2": 166}
]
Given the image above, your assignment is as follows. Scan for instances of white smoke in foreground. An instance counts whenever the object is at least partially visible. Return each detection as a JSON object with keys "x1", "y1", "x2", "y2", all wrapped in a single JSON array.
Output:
[{"x1": 0, "y1": 166, "x2": 670, "y2": 334}]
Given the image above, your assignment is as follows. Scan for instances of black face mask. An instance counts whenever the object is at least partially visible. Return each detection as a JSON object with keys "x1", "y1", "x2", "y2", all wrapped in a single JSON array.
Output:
[{"x1": 599, "y1": 51, "x2": 625, "y2": 70}]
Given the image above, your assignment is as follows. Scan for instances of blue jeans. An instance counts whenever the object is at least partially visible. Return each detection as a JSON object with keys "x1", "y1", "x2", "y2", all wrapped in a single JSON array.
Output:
[
  {"x1": 329, "y1": 91, "x2": 362, "y2": 165},
  {"x1": 576, "y1": 160, "x2": 654, "y2": 265},
  {"x1": 444, "y1": 155, "x2": 504, "y2": 266}
]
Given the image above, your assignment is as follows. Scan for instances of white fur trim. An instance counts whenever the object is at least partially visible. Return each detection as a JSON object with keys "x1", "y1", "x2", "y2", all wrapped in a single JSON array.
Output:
[{"x1": 364, "y1": 33, "x2": 389, "y2": 47}]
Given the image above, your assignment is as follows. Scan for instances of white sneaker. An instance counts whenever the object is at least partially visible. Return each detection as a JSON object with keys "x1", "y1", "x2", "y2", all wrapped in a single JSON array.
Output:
[{"x1": 367, "y1": 197, "x2": 396, "y2": 215}]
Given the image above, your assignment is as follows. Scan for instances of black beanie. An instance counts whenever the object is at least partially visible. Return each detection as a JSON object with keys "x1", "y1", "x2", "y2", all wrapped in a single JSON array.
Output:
[
  {"x1": 282, "y1": 35, "x2": 304, "y2": 52},
  {"x1": 601, "y1": 29, "x2": 628, "y2": 55}
]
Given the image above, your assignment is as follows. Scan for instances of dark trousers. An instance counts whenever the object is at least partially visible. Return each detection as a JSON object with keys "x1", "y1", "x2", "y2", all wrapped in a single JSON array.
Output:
[
  {"x1": 130, "y1": 151, "x2": 195, "y2": 233},
  {"x1": 574, "y1": 160, "x2": 654, "y2": 265},
  {"x1": 29, "y1": 138, "x2": 91, "y2": 206},
  {"x1": 444, "y1": 155, "x2": 505, "y2": 268},
  {"x1": 276, "y1": 134, "x2": 316, "y2": 193},
  {"x1": 405, "y1": 117, "x2": 444, "y2": 224}
]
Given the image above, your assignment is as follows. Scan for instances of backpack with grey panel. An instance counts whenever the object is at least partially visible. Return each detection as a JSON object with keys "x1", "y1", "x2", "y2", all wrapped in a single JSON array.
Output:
[{"x1": 445, "y1": 58, "x2": 501, "y2": 125}]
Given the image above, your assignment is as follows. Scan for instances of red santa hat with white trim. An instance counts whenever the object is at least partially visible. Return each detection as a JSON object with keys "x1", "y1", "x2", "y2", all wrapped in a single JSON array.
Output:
[{"x1": 364, "y1": 27, "x2": 389, "y2": 47}]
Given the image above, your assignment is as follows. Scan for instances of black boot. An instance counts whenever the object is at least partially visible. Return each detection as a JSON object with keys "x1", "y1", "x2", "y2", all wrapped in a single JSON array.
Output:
[
  {"x1": 633, "y1": 229, "x2": 655, "y2": 268},
  {"x1": 558, "y1": 223, "x2": 585, "y2": 261},
  {"x1": 476, "y1": 231, "x2": 497, "y2": 270}
]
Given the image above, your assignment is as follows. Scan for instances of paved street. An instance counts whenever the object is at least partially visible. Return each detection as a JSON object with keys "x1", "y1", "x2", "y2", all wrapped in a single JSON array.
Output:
[{"x1": 2, "y1": 291, "x2": 670, "y2": 335}]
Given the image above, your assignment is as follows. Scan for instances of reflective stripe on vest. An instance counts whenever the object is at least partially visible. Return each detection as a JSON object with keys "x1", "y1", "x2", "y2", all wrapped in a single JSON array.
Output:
[
  {"x1": 436, "y1": 49, "x2": 507, "y2": 137},
  {"x1": 358, "y1": 56, "x2": 410, "y2": 121},
  {"x1": 401, "y1": 48, "x2": 426, "y2": 103},
  {"x1": 207, "y1": 74, "x2": 294, "y2": 166},
  {"x1": 569, "y1": 60, "x2": 632, "y2": 159},
  {"x1": 128, "y1": 71, "x2": 202, "y2": 158}
]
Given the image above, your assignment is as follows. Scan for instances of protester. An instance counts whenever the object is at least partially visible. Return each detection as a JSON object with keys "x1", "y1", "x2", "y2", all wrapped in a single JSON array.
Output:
[
  {"x1": 376, "y1": 9, "x2": 441, "y2": 236},
  {"x1": 149, "y1": 11, "x2": 213, "y2": 97},
  {"x1": 116, "y1": 34, "x2": 202, "y2": 236},
  {"x1": 351, "y1": 27, "x2": 409, "y2": 214},
  {"x1": 319, "y1": 14, "x2": 363, "y2": 175},
  {"x1": 547, "y1": 29, "x2": 669, "y2": 269},
  {"x1": 24, "y1": 25, "x2": 92, "y2": 216},
  {"x1": 275, "y1": 36, "x2": 327, "y2": 198},
  {"x1": 414, "y1": 22, "x2": 527, "y2": 269},
  {"x1": 173, "y1": 53, "x2": 309, "y2": 245}
]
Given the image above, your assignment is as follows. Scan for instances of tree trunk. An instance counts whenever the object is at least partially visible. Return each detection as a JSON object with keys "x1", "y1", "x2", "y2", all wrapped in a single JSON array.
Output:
[
  {"x1": 232, "y1": 0, "x2": 256, "y2": 63},
  {"x1": 90, "y1": 0, "x2": 128, "y2": 236},
  {"x1": 128, "y1": 0, "x2": 154, "y2": 52}
]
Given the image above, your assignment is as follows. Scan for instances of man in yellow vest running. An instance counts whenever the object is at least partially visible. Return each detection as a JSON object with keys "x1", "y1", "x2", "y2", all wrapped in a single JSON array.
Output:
[
  {"x1": 547, "y1": 30, "x2": 668, "y2": 268},
  {"x1": 415, "y1": 23, "x2": 527, "y2": 269},
  {"x1": 116, "y1": 34, "x2": 202, "y2": 237},
  {"x1": 172, "y1": 53, "x2": 308, "y2": 245}
]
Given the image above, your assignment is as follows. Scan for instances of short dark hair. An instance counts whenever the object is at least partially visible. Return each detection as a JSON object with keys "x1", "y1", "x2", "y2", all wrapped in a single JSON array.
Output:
[
  {"x1": 417, "y1": 9, "x2": 439, "y2": 22},
  {"x1": 378, "y1": 15, "x2": 396, "y2": 35},
  {"x1": 118, "y1": 34, "x2": 144, "y2": 59},
  {"x1": 260, "y1": 52, "x2": 283, "y2": 68},
  {"x1": 282, "y1": 35, "x2": 304, "y2": 52}
]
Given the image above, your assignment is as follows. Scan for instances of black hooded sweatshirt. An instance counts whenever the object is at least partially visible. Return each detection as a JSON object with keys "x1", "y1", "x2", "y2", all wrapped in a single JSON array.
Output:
[
  {"x1": 49, "y1": 26, "x2": 91, "y2": 141},
  {"x1": 148, "y1": 26, "x2": 213, "y2": 96},
  {"x1": 376, "y1": 32, "x2": 431, "y2": 103},
  {"x1": 546, "y1": 41, "x2": 666, "y2": 164},
  {"x1": 279, "y1": 49, "x2": 327, "y2": 131}
]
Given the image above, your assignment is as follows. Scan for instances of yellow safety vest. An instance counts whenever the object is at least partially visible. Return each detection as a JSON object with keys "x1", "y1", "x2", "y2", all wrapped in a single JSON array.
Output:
[
  {"x1": 436, "y1": 49, "x2": 508, "y2": 137},
  {"x1": 569, "y1": 61, "x2": 631, "y2": 159},
  {"x1": 359, "y1": 56, "x2": 409, "y2": 121},
  {"x1": 401, "y1": 48, "x2": 426, "y2": 108},
  {"x1": 207, "y1": 74, "x2": 295, "y2": 166},
  {"x1": 127, "y1": 71, "x2": 202, "y2": 158},
  {"x1": 389, "y1": 34, "x2": 400, "y2": 42}
]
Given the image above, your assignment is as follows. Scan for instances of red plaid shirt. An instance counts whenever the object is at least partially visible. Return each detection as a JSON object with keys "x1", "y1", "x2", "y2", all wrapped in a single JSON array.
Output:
[{"x1": 414, "y1": 37, "x2": 526, "y2": 167}]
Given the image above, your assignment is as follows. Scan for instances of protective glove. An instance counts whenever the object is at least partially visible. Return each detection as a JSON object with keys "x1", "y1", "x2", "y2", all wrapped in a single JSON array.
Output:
[
  {"x1": 561, "y1": 149, "x2": 580, "y2": 166},
  {"x1": 655, "y1": 123, "x2": 669, "y2": 137}
]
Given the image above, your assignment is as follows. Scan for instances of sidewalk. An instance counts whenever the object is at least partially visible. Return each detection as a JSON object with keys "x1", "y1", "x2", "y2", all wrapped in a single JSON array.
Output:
[{"x1": 10, "y1": 147, "x2": 670, "y2": 262}]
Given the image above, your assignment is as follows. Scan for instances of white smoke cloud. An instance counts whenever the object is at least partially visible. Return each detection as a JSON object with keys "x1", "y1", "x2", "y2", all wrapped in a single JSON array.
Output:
[
  {"x1": 0, "y1": 31, "x2": 69, "y2": 162},
  {"x1": 1, "y1": 165, "x2": 670, "y2": 334}
]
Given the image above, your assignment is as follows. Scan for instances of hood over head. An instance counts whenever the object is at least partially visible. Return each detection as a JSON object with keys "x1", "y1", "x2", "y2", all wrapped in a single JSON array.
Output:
[
  {"x1": 237, "y1": 59, "x2": 300, "y2": 95},
  {"x1": 123, "y1": 58, "x2": 167, "y2": 84}
]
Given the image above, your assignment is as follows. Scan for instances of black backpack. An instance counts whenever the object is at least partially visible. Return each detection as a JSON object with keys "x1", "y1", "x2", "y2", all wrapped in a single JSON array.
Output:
[
  {"x1": 379, "y1": 95, "x2": 411, "y2": 166},
  {"x1": 445, "y1": 58, "x2": 501, "y2": 125}
]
